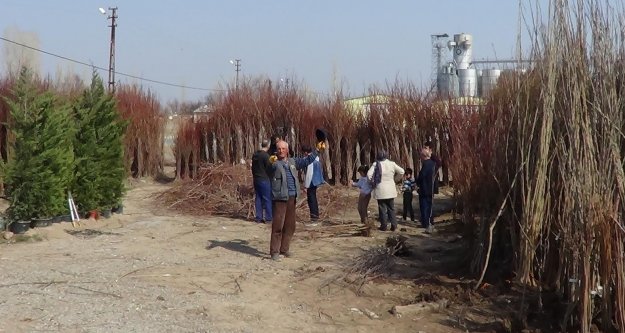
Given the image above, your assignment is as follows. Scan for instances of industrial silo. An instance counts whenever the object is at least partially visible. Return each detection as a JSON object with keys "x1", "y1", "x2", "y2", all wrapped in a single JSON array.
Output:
[
  {"x1": 458, "y1": 68, "x2": 477, "y2": 97},
  {"x1": 480, "y1": 69, "x2": 501, "y2": 97},
  {"x1": 451, "y1": 33, "x2": 473, "y2": 70},
  {"x1": 437, "y1": 64, "x2": 459, "y2": 97}
]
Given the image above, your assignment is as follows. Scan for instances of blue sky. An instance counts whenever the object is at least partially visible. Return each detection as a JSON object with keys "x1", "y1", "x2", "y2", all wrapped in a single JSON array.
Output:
[{"x1": 0, "y1": 0, "x2": 545, "y2": 103}]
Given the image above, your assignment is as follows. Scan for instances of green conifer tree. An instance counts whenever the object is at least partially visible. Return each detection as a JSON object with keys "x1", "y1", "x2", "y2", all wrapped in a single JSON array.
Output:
[
  {"x1": 73, "y1": 73, "x2": 126, "y2": 214},
  {"x1": 4, "y1": 68, "x2": 75, "y2": 221}
]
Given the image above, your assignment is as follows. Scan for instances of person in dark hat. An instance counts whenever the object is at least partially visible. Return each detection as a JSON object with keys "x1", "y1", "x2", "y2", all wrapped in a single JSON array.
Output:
[{"x1": 268, "y1": 134, "x2": 281, "y2": 156}]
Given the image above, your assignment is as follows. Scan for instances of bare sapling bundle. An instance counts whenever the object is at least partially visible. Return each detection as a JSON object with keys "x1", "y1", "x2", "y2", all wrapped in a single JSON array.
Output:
[
  {"x1": 174, "y1": 119, "x2": 200, "y2": 179},
  {"x1": 116, "y1": 84, "x2": 165, "y2": 178},
  {"x1": 447, "y1": 1, "x2": 625, "y2": 331},
  {"x1": 173, "y1": 77, "x2": 446, "y2": 186}
]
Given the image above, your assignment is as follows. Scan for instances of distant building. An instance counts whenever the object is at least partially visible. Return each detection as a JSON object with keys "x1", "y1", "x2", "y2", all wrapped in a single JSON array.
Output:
[
  {"x1": 192, "y1": 104, "x2": 215, "y2": 123},
  {"x1": 344, "y1": 94, "x2": 391, "y2": 116}
]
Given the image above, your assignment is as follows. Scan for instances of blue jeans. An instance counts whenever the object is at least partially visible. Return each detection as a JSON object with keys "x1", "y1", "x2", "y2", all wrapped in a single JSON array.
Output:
[
  {"x1": 306, "y1": 185, "x2": 319, "y2": 220},
  {"x1": 419, "y1": 195, "x2": 433, "y2": 228},
  {"x1": 254, "y1": 179, "x2": 272, "y2": 222},
  {"x1": 378, "y1": 198, "x2": 396, "y2": 229}
]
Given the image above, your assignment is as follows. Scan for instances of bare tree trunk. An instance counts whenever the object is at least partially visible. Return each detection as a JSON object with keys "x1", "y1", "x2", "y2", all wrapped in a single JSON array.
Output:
[
  {"x1": 203, "y1": 132, "x2": 209, "y2": 162},
  {"x1": 212, "y1": 133, "x2": 217, "y2": 163},
  {"x1": 345, "y1": 139, "x2": 353, "y2": 183},
  {"x1": 355, "y1": 141, "x2": 361, "y2": 170},
  {"x1": 137, "y1": 137, "x2": 144, "y2": 178},
  {"x1": 175, "y1": 151, "x2": 182, "y2": 179},
  {"x1": 235, "y1": 125, "x2": 244, "y2": 163}
]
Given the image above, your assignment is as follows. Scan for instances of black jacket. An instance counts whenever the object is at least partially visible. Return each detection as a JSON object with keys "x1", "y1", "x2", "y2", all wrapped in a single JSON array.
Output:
[
  {"x1": 417, "y1": 159, "x2": 437, "y2": 197},
  {"x1": 251, "y1": 150, "x2": 271, "y2": 181}
]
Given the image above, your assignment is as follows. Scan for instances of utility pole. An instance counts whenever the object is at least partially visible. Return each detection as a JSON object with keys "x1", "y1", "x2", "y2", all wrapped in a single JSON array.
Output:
[
  {"x1": 230, "y1": 59, "x2": 241, "y2": 90},
  {"x1": 107, "y1": 7, "x2": 118, "y2": 93}
]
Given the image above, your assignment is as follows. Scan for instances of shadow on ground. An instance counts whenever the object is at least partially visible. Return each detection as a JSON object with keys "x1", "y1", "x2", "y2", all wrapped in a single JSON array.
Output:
[{"x1": 205, "y1": 239, "x2": 265, "y2": 258}]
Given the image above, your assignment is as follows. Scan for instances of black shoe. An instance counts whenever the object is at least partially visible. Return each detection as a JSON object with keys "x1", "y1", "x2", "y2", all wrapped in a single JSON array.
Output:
[
  {"x1": 390, "y1": 225, "x2": 397, "y2": 232},
  {"x1": 378, "y1": 226, "x2": 387, "y2": 231},
  {"x1": 280, "y1": 251, "x2": 293, "y2": 258}
]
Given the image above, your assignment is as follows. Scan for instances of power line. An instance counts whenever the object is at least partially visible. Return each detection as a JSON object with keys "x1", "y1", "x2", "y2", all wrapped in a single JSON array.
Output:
[
  {"x1": 0, "y1": 36, "x2": 220, "y2": 92},
  {"x1": 0, "y1": 36, "x2": 336, "y2": 98}
]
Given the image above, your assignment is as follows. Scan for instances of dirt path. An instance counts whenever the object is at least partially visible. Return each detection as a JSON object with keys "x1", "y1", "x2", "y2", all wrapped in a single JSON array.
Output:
[{"x1": 0, "y1": 181, "x2": 476, "y2": 333}]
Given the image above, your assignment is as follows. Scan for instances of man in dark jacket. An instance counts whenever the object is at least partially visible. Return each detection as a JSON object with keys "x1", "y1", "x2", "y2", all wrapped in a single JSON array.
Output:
[
  {"x1": 424, "y1": 141, "x2": 442, "y2": 189},
  {"x1": 417, "y1": 147, "x2": 437, "y2": 234},
  {"x1": 268, "y1": 140, "x2": 326, "y2": 261},
  {"x1": 251, "y1": 140, "x2": 272, "y2": 223}
]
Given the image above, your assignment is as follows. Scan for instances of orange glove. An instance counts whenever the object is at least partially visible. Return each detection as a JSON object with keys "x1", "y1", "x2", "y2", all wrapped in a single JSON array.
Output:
[
  {"x1": 269, "y1": 155, "x2": 278, "y2": 163},
  {"x1": 316, "y1": 141, "x2": 327, "y2": 151}
]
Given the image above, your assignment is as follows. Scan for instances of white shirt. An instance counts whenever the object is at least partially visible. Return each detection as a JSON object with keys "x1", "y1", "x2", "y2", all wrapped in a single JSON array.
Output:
[{"x1": 367, "y1": 159, "x2": 405, "y2": 200}]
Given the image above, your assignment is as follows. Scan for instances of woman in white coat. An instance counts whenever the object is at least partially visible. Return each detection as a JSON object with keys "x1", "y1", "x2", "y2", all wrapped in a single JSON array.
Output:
[{"x1": 367, "y1": 150, "x2": 405, "y2": 231}]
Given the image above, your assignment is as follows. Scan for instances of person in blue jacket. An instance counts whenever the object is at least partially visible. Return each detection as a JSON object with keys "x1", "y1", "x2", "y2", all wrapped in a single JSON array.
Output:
[{"x1": 301, "y1": 144, "x2": 325, "y2": 222}]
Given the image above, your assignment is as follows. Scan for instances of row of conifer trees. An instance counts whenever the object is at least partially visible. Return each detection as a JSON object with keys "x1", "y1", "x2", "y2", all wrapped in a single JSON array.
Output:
[{"x1": 2, "y1": 69, "x2": 126, "y2": 222}]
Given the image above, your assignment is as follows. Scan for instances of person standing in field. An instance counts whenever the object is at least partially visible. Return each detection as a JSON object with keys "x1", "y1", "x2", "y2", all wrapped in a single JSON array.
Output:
[
  {"x1": 417, "y1": 147, "x2": 437, "y2": 234},
  {"x1": 251, "y1": 139, "x2": 272, "y2": 224},
  {"x1": 424, "y1": 141, "x2": 442, "y2": 187},
  {"x1": 352, "y1": 165, "x2": 372, "y2": 225},
  {"x1": 301, "y1": 144, "x2": 324, "y2": 222},
  {"x1": 367, "y1": 150, "x2": 404, "y2": 232},
  {"x1": 268, "y1": 140, "x2": 326, "y2": 261},
  {"x1": 401, "y1": 168, "x2": 416, "y2": 222}
]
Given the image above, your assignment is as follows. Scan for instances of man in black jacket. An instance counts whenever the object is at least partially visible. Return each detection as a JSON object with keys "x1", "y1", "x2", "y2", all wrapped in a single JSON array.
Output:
[
  {"x1": 424, "y1": 141, "x2": 442, "y2": 189},
  {"x1": 417, "y1": 147, "x2": 437, "y2": 234},
  {"x1": 251, "y1": 140, "x2": 272, "y2": 223}
]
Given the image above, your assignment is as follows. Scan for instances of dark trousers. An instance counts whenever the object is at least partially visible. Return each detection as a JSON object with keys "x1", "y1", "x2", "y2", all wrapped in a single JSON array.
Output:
[
  {"x1": 270, "y1": 197, "x2": 296, "y2": 255},
  {"x1": 254, "y1": 179, "x2": 272, "y2": 222},
  {"x1": 419, "y1": 195, "x2": 433, "y2": 228},
  {"x1": 306, "y1": 185, "x2": 319, "y2": 220},
  {"x1": 377, "y1": 198, "x2": 396, "y2": 229},
  {"x1": 402, "y1": 192, "x2": 415, "y2": 221},
  {"x1": 357, "y1": 193, "x2": 371, "y2": 224}
]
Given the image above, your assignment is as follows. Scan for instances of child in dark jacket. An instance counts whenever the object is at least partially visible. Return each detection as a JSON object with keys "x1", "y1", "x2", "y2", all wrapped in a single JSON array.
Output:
[{"x1": 402, "y1": 168, "x2": 416, "y2": 222}]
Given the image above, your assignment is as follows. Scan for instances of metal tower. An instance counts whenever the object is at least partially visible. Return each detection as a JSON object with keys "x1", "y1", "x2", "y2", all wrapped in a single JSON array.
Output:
[{"x1": 430, "y1": 33, "x2": 449, "y2": 93}]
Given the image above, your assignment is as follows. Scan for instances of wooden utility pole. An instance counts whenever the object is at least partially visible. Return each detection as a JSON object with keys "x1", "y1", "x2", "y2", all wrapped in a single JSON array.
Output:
[{"x1": 107, "y1": 7, "x2": 118, "y2": 93}]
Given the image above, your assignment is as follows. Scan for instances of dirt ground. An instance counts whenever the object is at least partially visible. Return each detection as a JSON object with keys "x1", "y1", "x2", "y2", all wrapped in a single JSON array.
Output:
[{"x1": 0, "y1": 179, "x2": 525, "y2": 333}]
